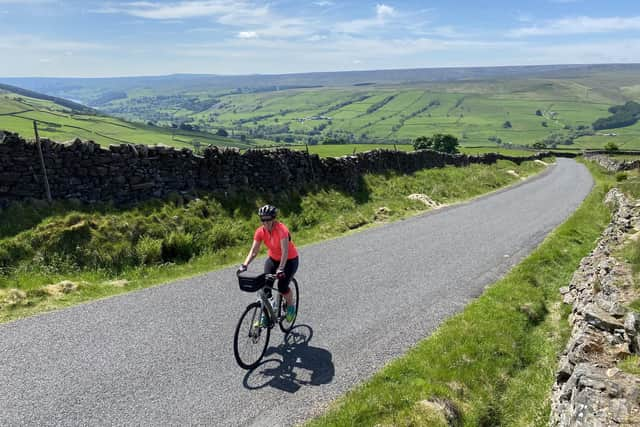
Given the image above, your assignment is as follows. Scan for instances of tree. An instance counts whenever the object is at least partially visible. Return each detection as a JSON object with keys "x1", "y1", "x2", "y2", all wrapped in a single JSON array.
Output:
[
  {"x1": 431, "y1": 134, "x2": 460, "y2": 154},
  {"x1": 593, "y1": 101, "x2": 640, "y2": 130},
  {"x1": 413, "y1": 136, "x2": 432, "y2": 150},
  {"x1": 535, "y1": 109, "x2": 542, "y2": 116},
  {"x1": 413, "y1": 134, "x2": 459, "y2": 154},
  {"x1": 216, "y1": 128, "x2": 229, "y2": 137},
  {"x1": 503, "y1": 121, "x2": 512, "y2": 129},
  {"x1": 604, "y1": 142, "x2": 619, "y2": 152},
  {"x1": 532, "y1": 141, "x2": 547, "y2": 150}
]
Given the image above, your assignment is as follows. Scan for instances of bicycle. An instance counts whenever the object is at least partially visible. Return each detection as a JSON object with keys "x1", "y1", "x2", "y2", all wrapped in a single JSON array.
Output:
[{"x1": 233, "y1": 270, "x2": 299, "y2": 370}]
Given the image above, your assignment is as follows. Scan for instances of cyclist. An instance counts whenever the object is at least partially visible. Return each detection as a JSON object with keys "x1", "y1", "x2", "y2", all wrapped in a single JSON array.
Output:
[{"x1": 239, "y1": 204, "x2": 299, "y2": 323}]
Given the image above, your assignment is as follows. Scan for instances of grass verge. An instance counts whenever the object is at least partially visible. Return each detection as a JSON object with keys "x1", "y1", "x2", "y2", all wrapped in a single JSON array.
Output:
[
  {"x1": 307, "y1": 159, "x2": 613, "y2": 426},
  {"x1": 0, "y1": 159, "x2": 549, "y2": 323}
]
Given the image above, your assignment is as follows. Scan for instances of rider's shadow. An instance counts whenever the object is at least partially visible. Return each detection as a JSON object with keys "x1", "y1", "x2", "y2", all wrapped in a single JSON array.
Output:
[{"x1": 243, "y1": 325, "x2": 334, "y2": 393}]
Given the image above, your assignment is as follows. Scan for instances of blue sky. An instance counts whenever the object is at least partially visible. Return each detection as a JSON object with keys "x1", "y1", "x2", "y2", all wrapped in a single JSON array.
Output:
[{"x1": 1, "y1": 0, "x2": 639, "y2": 77}]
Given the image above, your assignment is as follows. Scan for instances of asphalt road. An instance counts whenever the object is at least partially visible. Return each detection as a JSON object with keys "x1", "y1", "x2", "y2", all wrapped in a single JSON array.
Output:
[{"x1": 0, "y1": 158, "x2": 593, "y2": 426}]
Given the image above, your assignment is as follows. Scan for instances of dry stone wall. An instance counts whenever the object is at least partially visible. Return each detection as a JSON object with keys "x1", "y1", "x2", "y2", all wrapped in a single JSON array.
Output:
[
  {"x1": 584, "y1": 153, "x2": 640, "y2": 173},
  {"x1": 0, "y1": 131, "x2": 564, "y2": 206},
  {"x1": 550, "y1": 189, "x2": 640, "y2": 426}
]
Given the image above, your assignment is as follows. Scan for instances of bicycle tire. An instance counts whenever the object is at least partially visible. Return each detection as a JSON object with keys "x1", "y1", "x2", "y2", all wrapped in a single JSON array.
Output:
[
  {"x1": 279, "y1": 278, "x2": 299, "y2": 333},
  {"x1": 233, "y1": 302, "x2": 270, "y2": 369}
]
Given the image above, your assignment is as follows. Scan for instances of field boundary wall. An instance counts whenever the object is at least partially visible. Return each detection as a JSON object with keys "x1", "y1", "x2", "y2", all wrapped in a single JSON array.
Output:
[{"x1": 0, "y1": 131, "x2": 572, "y2": 206}]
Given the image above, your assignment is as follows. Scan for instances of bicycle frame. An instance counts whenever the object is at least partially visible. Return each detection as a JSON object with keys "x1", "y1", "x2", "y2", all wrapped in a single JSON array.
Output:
[{"x1": 258, "y1": 277, "x2": 282, "y2": 325}]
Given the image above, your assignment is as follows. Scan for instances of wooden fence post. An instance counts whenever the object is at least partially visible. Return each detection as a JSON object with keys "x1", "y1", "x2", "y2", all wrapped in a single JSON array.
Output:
[
  {"x1": 305, "y1": 143, "x2": 316, "y2": 182},
  {"x1": 33, "y1": 121, "x2": 52, "y2": 203}
]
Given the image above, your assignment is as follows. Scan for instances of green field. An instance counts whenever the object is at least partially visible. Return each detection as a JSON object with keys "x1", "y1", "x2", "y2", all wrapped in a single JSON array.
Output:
[
  {"x1": 0, "y1": 91, "x2": 247, "y2": 149},
  {"x1": 261, "y1": 143, "x2": 538, "y2": 158},
  {"x1": 91, "y1": 73, "x2": 639, "y2": 150},
  {"x1": 2, "y1": 67, "x2": 639, "y2": 151}
]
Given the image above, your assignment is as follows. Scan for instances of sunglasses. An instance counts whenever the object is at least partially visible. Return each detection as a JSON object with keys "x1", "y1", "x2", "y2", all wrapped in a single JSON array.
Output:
[{"x1": 260, "y1": 217, "x2": 274, "y2": 222}]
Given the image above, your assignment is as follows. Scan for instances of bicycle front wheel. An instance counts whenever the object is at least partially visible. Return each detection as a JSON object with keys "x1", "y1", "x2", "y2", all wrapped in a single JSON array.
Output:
[
  {"x1": 279, "y1": 278, "x2": 299, "y2": 333},
  {"x1": 233, "y1": 302, "x2": 270, "y2": 369}
]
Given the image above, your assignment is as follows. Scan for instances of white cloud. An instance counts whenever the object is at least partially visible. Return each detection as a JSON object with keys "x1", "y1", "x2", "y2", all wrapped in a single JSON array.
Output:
[
  {"x1": 173, "y1": 36, "x2": 522, "y2": 63},
  {"x1": 376, "y1": 4, "x2": 394, "y2": 19},
  {"x1": 425, "y1": 26, "x2": 464, "y2": 38},
  {"x1": 516, "y1": 12, "x2": 533, "y2": 23},
  {"x1": 98, "y1": 1, "x2": 306, "y2": 39},
  {"x1": 334, "y1": 4, "x2": 396, "y2": 34},
  {"x1": 0, "y1": 34, "x2": 110, "y2": 52},
  {"x1": 216, "y1": 6, "x2": 270, "y2": 26},
  {"x1": 186, "y1": 27, "x2": 218, "y2": 33},
  {"x1": 308, "y1": 34, "x2": 328, "y2": 42},
  {"x1": 237, "y1": 31, "x2": 258, "y2": 39},
  {"x1": 0, "y1": 0, "x2": 54, "y2": 3},
  {"x1": 313, "y1": 1, "x2": 333, "y2": 6},
  {"x1": 509, "y1": 16, "x2": 640, "y2": 37},
  {"x1": 524, "y1": 39, "x2": 640, "y2": 64},
  {"x1": 96, "y1": 1, "x2": 251, "y2": 20}
]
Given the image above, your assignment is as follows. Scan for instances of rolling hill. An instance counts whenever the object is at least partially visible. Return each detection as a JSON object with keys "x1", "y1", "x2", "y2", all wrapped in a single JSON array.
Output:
[
  {"x1": 1, "y1": 63, "x2": 639, "y2": 149},
  {"x1": 0, "y1": 86, "x2": 248, "y2": 149}
]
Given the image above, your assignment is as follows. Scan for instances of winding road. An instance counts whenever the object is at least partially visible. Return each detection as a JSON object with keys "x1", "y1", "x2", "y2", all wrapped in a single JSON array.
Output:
[{"x1": 0, "y1": 158, "x2": 593, "y2": 426}]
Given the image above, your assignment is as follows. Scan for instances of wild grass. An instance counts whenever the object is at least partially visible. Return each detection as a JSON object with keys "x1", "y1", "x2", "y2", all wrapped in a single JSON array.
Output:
[
  {"x1": 307, "y1": 159, "x2": 613, "y2": 426},
  {"x1": 618, "y1": 355, "x2": 640, "y2": 376},
  {"x1": 0, "y1": 158, "x2": 550, "y2": 323}
]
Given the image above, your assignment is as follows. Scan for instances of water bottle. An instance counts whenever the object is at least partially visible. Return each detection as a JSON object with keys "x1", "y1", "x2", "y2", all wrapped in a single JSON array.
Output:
[{"x1": 273, "y1": 294, "x2": 281, "y2": 314}]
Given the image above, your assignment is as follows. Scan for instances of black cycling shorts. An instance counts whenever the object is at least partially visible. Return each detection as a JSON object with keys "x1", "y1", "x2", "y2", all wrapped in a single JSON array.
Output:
[{"x1": 264, "y1": 256, "x2": 299, "y2": 293}]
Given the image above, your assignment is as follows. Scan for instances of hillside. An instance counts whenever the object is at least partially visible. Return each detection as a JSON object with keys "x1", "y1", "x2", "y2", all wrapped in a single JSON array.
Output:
[
  {"x1": 3, "y1": 64, "x2": 638, "y2": 100},
  {"x1": 0, "y1": 87, "x2": 248, "y2": 149},
  {"x1": 1, "y1": 64, "x2": 639, "y2": 149}
]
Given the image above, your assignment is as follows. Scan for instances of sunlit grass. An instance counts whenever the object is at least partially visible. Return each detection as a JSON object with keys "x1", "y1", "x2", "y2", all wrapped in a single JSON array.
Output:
[
  {"x1": 308, "y1": 159, "x2": 613, "y2": 426},
  {"x1": 0, "y1": 158, "x2": 550, "y2": 323}
]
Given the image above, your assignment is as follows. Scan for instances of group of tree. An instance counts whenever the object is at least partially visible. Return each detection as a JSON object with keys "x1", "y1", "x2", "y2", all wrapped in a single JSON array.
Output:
[
  {"x1": 171, "y1": 122, "x2": 200, "y2": 132},
  {"x1": 604, "y1": 142, "x2": 620, "y2": 152},
  {"x1": 592, "y1": 101, "x2": 640, "y2": 130},
  {"x1": 366, "y1": 95, "x2": 396, "y2": 114},
  {"x1": 413, "y1": 134, "x2": 459, "y2": 154},
  {"x1": 535, "y1": 125, "x2": 594, "y2": 147},
  {"x1": 322, "y1": 137, "x2": 350, "y2": 145},
  {"x1": 531, "y1": 141, "x2": 547, "y2": 149},
  {"x1": 90, "y1": 91, "x2": 127, "y2": 106}
]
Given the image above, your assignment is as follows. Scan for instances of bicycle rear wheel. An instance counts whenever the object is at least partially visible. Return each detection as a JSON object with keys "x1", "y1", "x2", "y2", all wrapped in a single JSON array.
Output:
[
  {"x1": 233, "y1": 302, "x2": 270, "y2": 369},
  {"x1": 279, "y1": 278, "x2": 299, "y2": 333}
]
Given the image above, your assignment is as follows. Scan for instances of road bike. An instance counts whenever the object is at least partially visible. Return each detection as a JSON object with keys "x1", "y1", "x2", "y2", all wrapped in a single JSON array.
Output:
[{"x1": 233, "y1": 271, "x2": 299, "y2": 369}]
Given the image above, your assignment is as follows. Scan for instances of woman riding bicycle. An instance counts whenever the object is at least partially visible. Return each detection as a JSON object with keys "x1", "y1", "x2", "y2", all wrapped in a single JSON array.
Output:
[{"x1": 239, "y1": 204, "x2": 299, "y2": 323}]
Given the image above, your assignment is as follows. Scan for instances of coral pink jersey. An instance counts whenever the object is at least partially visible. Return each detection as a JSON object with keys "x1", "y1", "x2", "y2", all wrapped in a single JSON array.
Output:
[{"x1": 253, "y1": 222, "x2": 298, "y2": 261}]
